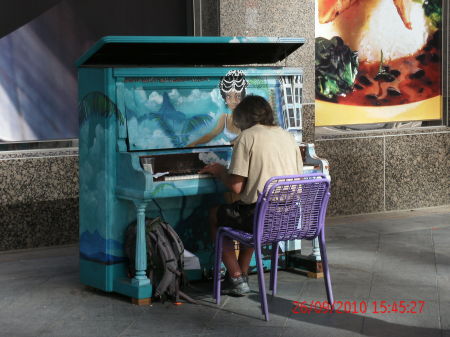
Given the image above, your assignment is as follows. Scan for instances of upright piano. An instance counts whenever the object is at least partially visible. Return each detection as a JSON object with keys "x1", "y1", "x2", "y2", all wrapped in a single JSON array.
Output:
[{"x1": 77, "y1": 36, "x2": 329, "y2": 303}]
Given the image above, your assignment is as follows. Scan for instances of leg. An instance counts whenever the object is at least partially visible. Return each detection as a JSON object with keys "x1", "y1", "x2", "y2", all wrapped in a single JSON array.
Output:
[
  {"x1": 222, "y1": 238, "x2": 243, "y2": 277},
  {"x1": 212, "y1": 204, "x2": 250, "y2": 297},
  {"x1": 238, "y1": 246, "x2": 254, "y2": 275},
  {"x1": 210, "y1": 206, "x2": 242, "y2": 278}
]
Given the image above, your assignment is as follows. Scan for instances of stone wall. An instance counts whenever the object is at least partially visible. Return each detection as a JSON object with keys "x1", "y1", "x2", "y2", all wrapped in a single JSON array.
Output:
[
  {"x1": 219, "y1": 0, "x2": 450, "y2": 216},
  {"x1": 0, "y1": 150, "x2": 78, "y2": 251},
  {"x1": 315, "y1": 128, "x2": 450, "y2": 215}
]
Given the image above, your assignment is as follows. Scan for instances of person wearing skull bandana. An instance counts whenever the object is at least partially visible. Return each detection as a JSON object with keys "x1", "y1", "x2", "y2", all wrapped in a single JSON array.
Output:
[{"x1": 186, "y1": 70, "x2": 248, "y2": 147}]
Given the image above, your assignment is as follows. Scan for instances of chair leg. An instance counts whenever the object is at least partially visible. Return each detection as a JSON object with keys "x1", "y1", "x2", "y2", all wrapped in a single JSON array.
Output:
[
  {"x1": 318, "y1": 231, "x2": 334, "y2": 309},
  {"x1": 214, "y1": 230, "x2": 224, "y2": 305},
  {"x1": 255, "y1": 244, "x2": 269, "y2": 321},
  {"x1": 269, "y1": 242, "x2": 279, "y2": 295}
]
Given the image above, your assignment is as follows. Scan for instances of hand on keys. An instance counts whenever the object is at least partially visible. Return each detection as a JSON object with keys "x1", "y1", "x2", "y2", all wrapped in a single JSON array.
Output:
[{"x1": 199, "y1": 163, "x2": 226, "y2": 178}]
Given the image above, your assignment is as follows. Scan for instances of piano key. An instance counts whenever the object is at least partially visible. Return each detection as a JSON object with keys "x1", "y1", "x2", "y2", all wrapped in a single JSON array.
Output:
[{"x1": 164, "y1": 173, "x2": 213, "y2": 181}]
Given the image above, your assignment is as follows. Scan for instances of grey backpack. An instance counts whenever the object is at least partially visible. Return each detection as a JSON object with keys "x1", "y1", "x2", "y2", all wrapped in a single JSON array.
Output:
[{"x1": 125, "y1": 217, "x2": 196, "y2": 303}]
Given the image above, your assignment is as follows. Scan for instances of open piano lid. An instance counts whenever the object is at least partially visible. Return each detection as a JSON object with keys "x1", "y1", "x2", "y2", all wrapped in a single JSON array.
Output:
[{"x1": 76, "y1": 36, "x2": 305, "y2": 66}]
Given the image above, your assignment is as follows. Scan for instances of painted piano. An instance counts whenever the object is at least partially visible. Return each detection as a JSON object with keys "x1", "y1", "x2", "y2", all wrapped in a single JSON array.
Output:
[{"x1": 77, "y1": 36, "x2": 329, "y2": 303}]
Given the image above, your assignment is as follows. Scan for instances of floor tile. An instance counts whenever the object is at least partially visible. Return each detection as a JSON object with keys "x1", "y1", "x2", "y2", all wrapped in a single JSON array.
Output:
[{"x1": 361, "y1": 299, "x2": 441, "y2": 337}]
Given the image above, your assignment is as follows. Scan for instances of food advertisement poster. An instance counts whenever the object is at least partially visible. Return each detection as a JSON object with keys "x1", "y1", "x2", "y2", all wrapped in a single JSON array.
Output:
[{"x1": 315, "y1": 0, "x2": 442, "y2": 126}]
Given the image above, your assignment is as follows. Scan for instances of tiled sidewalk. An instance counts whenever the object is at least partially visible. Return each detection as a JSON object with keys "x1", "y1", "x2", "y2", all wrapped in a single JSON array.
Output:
[{"x1": 0, "y1": 206, "x2": 448, "y2": 337}]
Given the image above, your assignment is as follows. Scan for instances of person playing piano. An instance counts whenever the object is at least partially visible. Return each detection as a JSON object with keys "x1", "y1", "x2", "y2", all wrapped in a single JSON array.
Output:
[
  {"x1": 200, "y1": 95, "x2": 303, "y2": 296},
  {"x1": 186, "y1": 70, "x2": 248, "y2": 147}
]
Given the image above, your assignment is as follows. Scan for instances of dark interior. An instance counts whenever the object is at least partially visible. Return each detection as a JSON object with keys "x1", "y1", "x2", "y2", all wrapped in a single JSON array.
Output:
[{"x1": 80, "y1": 41, "x2": 304, "y2": 66}]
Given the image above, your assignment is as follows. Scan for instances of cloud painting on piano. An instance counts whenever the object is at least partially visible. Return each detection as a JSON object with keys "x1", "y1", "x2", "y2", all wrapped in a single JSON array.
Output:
[
  {"x1": 130, "y1": 92, "x2": 213, "y2": 148},
  {"x1": 121, "y1": 72, "x2": 292, "y2": 150},
  {"x1": 79, "y1": 117, "x2": 129, "y2": 264},
  {"x1": 125, "y1": 89, "x2": 216, "y2": 149},
  {"x1": 78, "y1": 72, "x2": 303, "y2": 152}
]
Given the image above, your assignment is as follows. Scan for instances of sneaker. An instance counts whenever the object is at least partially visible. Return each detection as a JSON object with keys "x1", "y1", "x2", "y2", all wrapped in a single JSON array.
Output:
[
  {"x1": 221, "y1": 276, "x2": 251, "y2": 296},
  {"x1": 223, "y1": 271, "x2": 249, "y2": 283}
]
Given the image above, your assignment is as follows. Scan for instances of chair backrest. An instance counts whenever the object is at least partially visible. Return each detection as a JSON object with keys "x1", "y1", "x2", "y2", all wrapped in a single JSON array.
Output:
[{"x1": 253, "y1": 173, "x2": 331, "y2": 244}]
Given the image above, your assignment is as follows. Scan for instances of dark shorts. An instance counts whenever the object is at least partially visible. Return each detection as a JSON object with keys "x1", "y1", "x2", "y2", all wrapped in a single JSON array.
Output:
[{"x1": 217, "y1": 201, "x2": 256, "y2": 233}]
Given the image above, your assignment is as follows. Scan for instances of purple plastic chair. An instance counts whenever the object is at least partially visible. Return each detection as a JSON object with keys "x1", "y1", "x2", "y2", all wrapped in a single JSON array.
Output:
[{"x1": 213, "y1": 173, "x2": 333, "y2": 321}]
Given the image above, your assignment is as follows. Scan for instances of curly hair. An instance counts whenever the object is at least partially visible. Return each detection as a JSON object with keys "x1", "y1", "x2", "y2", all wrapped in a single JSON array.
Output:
[{"x1": 232, "y1": 95, "x2": 275, "y2": 130}]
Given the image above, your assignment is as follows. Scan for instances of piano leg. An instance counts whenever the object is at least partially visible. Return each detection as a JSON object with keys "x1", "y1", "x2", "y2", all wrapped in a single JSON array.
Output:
[
  {"x1": 308, "y1": 238, "x2": 324, "y2": 279},
  {"x1": 285, "y1": 238, "x2": 324, "y2": 278},
  {"x1": 131, "y1": 201, "x2": 151, "y2": 305}
]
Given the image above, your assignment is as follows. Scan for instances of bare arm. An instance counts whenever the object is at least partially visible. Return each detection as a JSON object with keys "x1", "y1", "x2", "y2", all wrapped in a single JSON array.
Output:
[
  {"x1": 199, "y1": 163, "x2": 246, "y2": 194},
  {"x1": 186, "y1": 114, "x2": 226, "y2": 147}
]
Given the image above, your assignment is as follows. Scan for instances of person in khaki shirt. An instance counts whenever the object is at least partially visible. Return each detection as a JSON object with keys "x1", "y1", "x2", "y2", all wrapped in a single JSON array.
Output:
[{"x1": 200, "y1": 95, "x2": 303, "y2": 296}]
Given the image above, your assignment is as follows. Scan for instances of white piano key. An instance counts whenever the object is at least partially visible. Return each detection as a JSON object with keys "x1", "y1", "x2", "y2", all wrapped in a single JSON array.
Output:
[{"x1": 164, "y1": 173, "x2": 213, "y2": 181}]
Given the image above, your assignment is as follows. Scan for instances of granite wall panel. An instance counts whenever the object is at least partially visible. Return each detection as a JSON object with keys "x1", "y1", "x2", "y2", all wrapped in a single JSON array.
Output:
[
  {"x1": 314, "y1": 131, "x2": 450, "y2": 215},
  {"x1": 219, "y1": 0, "x2": 315, "y2": 104},
  {"x1": 315, "y1": 137, "x2": 385, "y2": 216},
  {"x1": 0, "y1": 198, "x2": 79, "y2": 251},
  {"x1": 0, "y1": 153, "x2": 78, "y2": 250},
  {"x1": 302, "y1": 103, "x2": 315, "y2": 143},
  {"x1": 200, "y1": 0, "x2": 219, "y2": 36},
  {"x1": 0, "y1": 155, "x2": 78, "y2": 205},
  {"x1": 385, "y1": 132, "x2": 450, "y2": 210}
]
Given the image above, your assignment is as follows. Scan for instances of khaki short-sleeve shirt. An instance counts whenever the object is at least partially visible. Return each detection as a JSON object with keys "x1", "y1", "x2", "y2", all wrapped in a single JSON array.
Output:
[{"x1": 228, "y1": 124, "x2": 303, "y2": 204}]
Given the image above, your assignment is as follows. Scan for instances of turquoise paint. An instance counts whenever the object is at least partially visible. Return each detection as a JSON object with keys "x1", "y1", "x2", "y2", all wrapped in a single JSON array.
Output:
[
  {"x1": 78, "y1": 36, "x2": 310, "y2": 301},
  {"x1": 79, "y1": 258, "x2": 116, "y2": 292},
  {"x1": 80, "y1": 259, "x2": 152, "y2": 298}
]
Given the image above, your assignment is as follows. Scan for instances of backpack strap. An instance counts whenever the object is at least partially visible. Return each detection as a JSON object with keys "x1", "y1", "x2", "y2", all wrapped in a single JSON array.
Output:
[
  {"x1": 160, "y1": 221, "x2": 184, "y2": 265},
  {"x1": 149, "y1": 225, "x2": 178, "y2": 299},
  {"x1": 160, "y1": 220, "x2": 190, "y2": 294},
  {"x1": 179, "y1": 290, "x2": 197, "y2": 304}
]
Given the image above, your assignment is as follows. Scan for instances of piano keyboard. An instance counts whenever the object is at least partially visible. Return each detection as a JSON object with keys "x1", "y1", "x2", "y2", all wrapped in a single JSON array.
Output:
[
  {"x1": 158, "y1": 167, "x2": 318, "y2": 181},
  {"x1": 163, "y1": 173, "x2": 213, "y2": 181}
]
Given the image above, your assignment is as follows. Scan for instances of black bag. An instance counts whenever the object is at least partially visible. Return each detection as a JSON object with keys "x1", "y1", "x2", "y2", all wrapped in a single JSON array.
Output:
[{"x1": 125, "y1": 217, "x2": 196, "y2": 303}]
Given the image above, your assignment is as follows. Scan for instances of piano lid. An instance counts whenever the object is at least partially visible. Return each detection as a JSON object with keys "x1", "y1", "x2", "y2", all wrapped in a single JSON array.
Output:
[{"x1": 76, "y1": 36, "x2": 305, "y2": 67}]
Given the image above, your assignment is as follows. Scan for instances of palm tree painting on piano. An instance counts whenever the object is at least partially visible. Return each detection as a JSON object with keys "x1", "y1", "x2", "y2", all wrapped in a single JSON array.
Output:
[
  {"x1": 79, "y1": 91, "x2": 125, "y2": 149},
  {"x1": 142, "y1": 92, "x2": 212, "y2": 148},
  {"x1": 79, "y1": 91, "x2": 125, "y2": 125}
]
